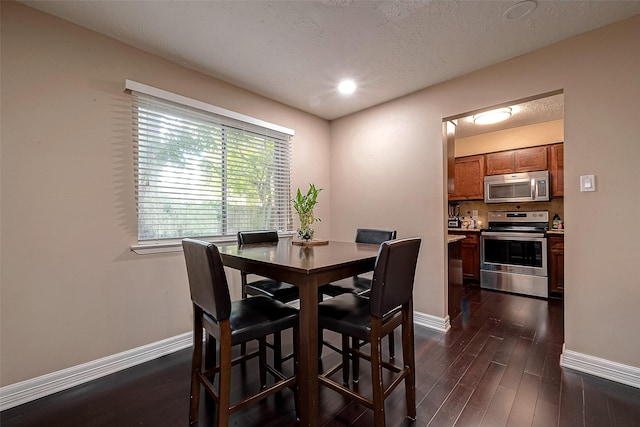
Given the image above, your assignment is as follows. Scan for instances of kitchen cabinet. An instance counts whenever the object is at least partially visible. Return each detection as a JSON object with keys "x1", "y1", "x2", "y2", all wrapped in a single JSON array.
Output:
[
  {"x1": 486, "y1": 146, "x2": 548, "y2": 175},
  {"x1": 448, "y1": 239, "x2": 464, "y2": 320},
  {"x1": 448, "y1": 230, "x2": 480, "y2": 283},
  {"x1": 548, "y1": 234, "x2": 564, "y2": 297},
  {"x1": 548, "y1": 143, "x2": 564, "y2": 197},
  {"x1": 448, "y1": 155, "x2": 485, "y2": 201}
]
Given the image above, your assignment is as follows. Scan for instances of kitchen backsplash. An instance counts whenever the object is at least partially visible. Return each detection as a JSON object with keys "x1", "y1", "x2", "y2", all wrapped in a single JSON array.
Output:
[{"x1": 453, "y1": 199, "x2": 564, "y2": 229}]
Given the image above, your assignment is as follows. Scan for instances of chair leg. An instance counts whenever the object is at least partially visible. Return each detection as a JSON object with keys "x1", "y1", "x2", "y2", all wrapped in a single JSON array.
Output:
[
  {"x1": 370, "y1": 320, "x2": 386, "y2": 427},
  {"x1": 240, "y1": 279, "x2": 248, "y2": 358},
  {"x1": 293, "y1": 325, "x2": 301, "y2": 422},
  {"x1": 352, "y1": 337, "x2": 360, "y2": 384},
  {"x1": 341, "y1": 335, "x2": 350, "y2": 386},
  {"x1": 217, "y1": 323, "x2": 232, "y2": 427},
  {"x1": 259, "y1": 337, "x2": 268, "y2": 389},
  {"x1": 403, "y1": 306, "x2": 416, "y2": 420},
  {"x1": 388, "y1": 330, "x2": 395, "y2": 360},
  {"x1": 273, "y1": 331, "x2": 283, "y2": 371},
  {"x1": 189, "y1": 310, "x2": 203, "y2": 424},
  {"x1": 205, "y1": 334, "x2": 216, "y2": 370}
]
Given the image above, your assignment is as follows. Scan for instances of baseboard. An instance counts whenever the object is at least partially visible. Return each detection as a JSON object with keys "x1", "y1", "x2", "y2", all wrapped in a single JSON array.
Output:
[
  {"x1": 0, "y1": 332, "x2": 193, "y2": 411},
  {"x1": 414, "y1": 310, "x2": 450, "y2": 333},
  {"x1": 1, "y1": 310, "x2": 451, "y2": 412},
  {"x1": 560, "y1": 344, "x2": 640, "y2": 389}
]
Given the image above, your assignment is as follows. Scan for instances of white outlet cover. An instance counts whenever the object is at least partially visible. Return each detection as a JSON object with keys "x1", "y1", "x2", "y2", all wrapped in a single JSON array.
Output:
[{"x1": 580, "y1": 175, "x2": 596, "y2": 192}]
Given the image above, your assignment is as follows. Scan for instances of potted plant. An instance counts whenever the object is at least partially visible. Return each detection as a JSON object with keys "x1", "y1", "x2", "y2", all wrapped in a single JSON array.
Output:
[{"x1": 292, "y1": 183, "x2": 322, "y2": 241}]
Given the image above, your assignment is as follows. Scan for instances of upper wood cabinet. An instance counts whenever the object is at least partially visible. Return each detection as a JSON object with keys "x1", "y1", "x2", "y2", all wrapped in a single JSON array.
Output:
[
  {"x1": 449, "y1": 144, "x2": 563, "y2": 201},
  {"x1": 486, "y1": 146, "x2": 548, "y2": 175},
  {"x1": 485, "y1": 150, "x2": 514, "y2": 175},
  {"x1": 548, "y1": 143, "x2": 564, "y2": 197},
  {"x1": 449, "y1": 155, "x2": 485, "y2": 201}
]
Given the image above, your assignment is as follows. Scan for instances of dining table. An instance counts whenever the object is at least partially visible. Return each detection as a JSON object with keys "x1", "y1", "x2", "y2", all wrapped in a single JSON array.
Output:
[{"x1": 218, "y1": 238, "x2": 380, "y2": 427}]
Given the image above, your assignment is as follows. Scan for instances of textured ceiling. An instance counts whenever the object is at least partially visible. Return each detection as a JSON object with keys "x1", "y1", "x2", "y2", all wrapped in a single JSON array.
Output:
[
  {"x1": 19, "y1": 0, "x2": 640, "y2": 122},
  {"x1": 455, "y1": 93, "x2": 565, "y2": 138}
]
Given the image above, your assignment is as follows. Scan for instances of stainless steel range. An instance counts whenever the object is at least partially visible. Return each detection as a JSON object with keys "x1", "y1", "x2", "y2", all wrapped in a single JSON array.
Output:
[{"x1": 480, "y1": 211, "x2": 549, "y2": 298}]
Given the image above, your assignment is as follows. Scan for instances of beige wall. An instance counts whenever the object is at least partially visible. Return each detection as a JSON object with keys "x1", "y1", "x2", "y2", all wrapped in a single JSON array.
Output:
[
  {"x1": 456, "y1": 119, "x2": 564, "y2": 157},
  {"x1": 2, "y1": 1, "x2": 640, "y2": 388},
  {"x1": 330, "y1": 15, "x2": 640, "y2": 368},
  {"x1": 0, "y1": 2, "x2": 331, "y2": 386}
]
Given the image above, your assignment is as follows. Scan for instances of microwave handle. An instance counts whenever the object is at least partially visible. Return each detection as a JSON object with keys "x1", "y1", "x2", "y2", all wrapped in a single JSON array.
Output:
[{"x1": 531, "y1": 178, "x2": 537, "y2": 200}]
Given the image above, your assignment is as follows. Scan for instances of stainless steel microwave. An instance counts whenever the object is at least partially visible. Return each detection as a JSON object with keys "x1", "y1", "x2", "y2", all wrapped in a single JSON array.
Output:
[{"x1": 484, "y1": 170, "x2": 550, "y2": 203}]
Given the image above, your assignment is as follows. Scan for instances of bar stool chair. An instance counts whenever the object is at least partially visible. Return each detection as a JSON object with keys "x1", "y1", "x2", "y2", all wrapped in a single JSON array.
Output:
[
  {"x1": 237, "y1": 230, "x2": 299, "y2": 303},
  {"x1": 320, "y1": 228, "x2": 397, "y2": 297},
  {"x1": 317, "y1": 238, "x2": 421, "y2": 427},
  {"x1": 237, "y1": 230, "x2": 299, "y2": 369},
  {"x1": 182, "y1": 238, "x2": 299, "y2": 426},
  {"x1": 319, "y1": 228, "x2": 398, "y2": 363}
]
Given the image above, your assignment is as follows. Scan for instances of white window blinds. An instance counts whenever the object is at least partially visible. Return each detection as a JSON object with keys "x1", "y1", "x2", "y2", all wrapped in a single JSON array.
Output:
[{"x1": 129, "y1": 84, "x2": 293, "y2": 242}]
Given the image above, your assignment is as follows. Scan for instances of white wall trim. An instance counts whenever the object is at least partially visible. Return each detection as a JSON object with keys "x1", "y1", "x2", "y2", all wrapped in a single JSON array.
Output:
[
  {"x1": 415, "y1": 310, "x2": 450, "y2": 333},
  {"x1": 560, "y1": 344, "x2": 640, "y2": 389},
  {"x1": 124, "y1": 79, "x2": 295, "y2": 136},
  {"x1": 0, "y1": 332, "x2": 193, "y2": 411},
  {"x1": 1, "y1": 311, "x2": 451, "y2": 412}
]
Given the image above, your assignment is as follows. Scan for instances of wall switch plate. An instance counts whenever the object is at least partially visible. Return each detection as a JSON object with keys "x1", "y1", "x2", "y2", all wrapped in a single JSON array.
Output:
[
  {"x1": 472, "y1": 210, "x2": 479, "y2": 217},
  {"x1": 580, "y1": 175, "x2": 596, "y2": 192}
]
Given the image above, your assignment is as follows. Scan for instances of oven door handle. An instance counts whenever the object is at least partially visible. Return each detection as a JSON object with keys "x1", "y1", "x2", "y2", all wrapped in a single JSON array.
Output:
[{"x1": 481, "y1": 231, "x2": 546, "y2": 239}]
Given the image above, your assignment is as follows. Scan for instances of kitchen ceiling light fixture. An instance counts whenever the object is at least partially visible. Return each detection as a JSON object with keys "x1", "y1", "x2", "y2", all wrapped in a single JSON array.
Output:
[
  {"x1": 337, "y1": 79, "x2": 357, "y2": 95},
  {"x1": 473, "y1": 107, "x2": 513, "y2": 125}
]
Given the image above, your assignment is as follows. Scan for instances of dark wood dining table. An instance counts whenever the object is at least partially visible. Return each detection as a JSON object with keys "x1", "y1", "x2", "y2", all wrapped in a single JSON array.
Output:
[{"x1": 218, "y1": 239, "x2": 380, "y2": 427}]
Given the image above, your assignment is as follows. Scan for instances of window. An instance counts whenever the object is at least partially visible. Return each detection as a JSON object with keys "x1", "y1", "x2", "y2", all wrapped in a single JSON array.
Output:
[{"x1": 127, "y1": 81, "x2": 294, "y2": 243}]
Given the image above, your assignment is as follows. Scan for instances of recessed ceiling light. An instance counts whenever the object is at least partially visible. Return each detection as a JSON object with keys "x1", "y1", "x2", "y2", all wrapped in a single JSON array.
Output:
[
  {"x1": 502, "y1": 0, "x2": 537, "y2": 21},
  {"x1": 338, "y1": 79, "x2": 357, "y2": 95},
  {"x1": 473, "y1": 107, "x2": 512, "y2": 125}
]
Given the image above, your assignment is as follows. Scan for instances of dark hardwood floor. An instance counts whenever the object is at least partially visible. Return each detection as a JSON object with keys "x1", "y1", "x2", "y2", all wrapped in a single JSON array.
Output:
[{"x1": 3, "y1": 288, "x2": 640, "y2": 426}]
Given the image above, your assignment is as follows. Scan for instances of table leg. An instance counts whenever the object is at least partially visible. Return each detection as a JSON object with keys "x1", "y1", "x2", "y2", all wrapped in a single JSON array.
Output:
[{"x1": 297, "y1": 280, "x2": 319, "y2": 427}]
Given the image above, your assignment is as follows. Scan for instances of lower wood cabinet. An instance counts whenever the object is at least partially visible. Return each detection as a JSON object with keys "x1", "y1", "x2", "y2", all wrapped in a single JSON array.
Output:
[
  {"x1": 448, "y1": 239, "x2": 463, "y2": 320},
  {"x1": 548, "y1": 234, "x2": 565, "y2": 297},
  {"x1": 448, "y1": 230, "x2": 480, "y2": 283}
]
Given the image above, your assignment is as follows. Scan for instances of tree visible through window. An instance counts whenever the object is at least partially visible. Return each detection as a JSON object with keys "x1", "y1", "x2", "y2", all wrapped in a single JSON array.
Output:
[{"x1": 131, "y1": 91, "x2": 293, "y2": 242}]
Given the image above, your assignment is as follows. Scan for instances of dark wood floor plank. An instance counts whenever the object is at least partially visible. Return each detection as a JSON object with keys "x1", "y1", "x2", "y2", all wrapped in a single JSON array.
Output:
[
  {"x1": 478, "y1": 384, "x2": 517, "y2": 427},
  {"x1": 531, "y1": 398, "x2": 559, "y2": 427},
  {"x1": 427, "y1": 383, "x2": 475, "y2": 427},
  {"x1": 583, "y1": 373, "x2": 640, "y2": 427},
  {"x1": 558, "y1": 369, "x2": 585, "y2": 427},
  {"x1": 459, "y1": 335, "x2": 504, "y2": 388},
  {"x1": 499, "y1": 337, "x2": 533, "y2": 391},
  {"x1": 536, "y1": 342, "x2": 563, "y2": 406},
  {"x1": 583, "y1": 374, "x2": 613, "y2": 427},
  {"x1": 519, "y1": 298, "x2": 546, "y2": 341},
  {"x1": 506, "y1": 371, "x2": 541, "y2": 426},
  {"x1": 3, "y1": 289, "x2": 640, "y2": 427},
  {"x1": 454, "y1": 361, "x2": 506, "y2": 427}
]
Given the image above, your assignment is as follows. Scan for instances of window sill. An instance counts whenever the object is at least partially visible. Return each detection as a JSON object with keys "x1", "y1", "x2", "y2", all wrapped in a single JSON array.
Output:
[{"x1": 130, "y1": 233, "x2": 295, "y2": 255}]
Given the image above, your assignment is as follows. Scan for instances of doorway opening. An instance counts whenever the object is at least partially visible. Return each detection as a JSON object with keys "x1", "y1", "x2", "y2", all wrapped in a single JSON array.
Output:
[{"x1": 443, "y1": 90, "x2": 565, "y2": 320}]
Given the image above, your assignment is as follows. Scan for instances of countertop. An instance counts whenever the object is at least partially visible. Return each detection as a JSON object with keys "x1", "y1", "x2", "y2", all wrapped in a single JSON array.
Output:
[
  {"x1": 449, "y1": 227, "x2": 565, "y2": 236},
  {"x1": 448, "y1": 228, "x2": 483, "y2": 233},
  {"x1": 447, "y1": 234, "x2": 466, "y2": 244}
]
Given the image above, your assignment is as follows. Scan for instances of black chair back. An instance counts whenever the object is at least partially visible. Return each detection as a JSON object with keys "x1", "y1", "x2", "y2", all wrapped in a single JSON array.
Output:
[
  {"x1": 355, "y1": 228, "x2": 397, "y2": 245},
  {"x1": 182, "y1": 239, "x2": 232, "y2": 322},
  {"x1": 237, "y1": 230, "x2": 279, "y2": 245},
  {"x1": 368, "y1": 238, "x2": 421, "y2": 318}
]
